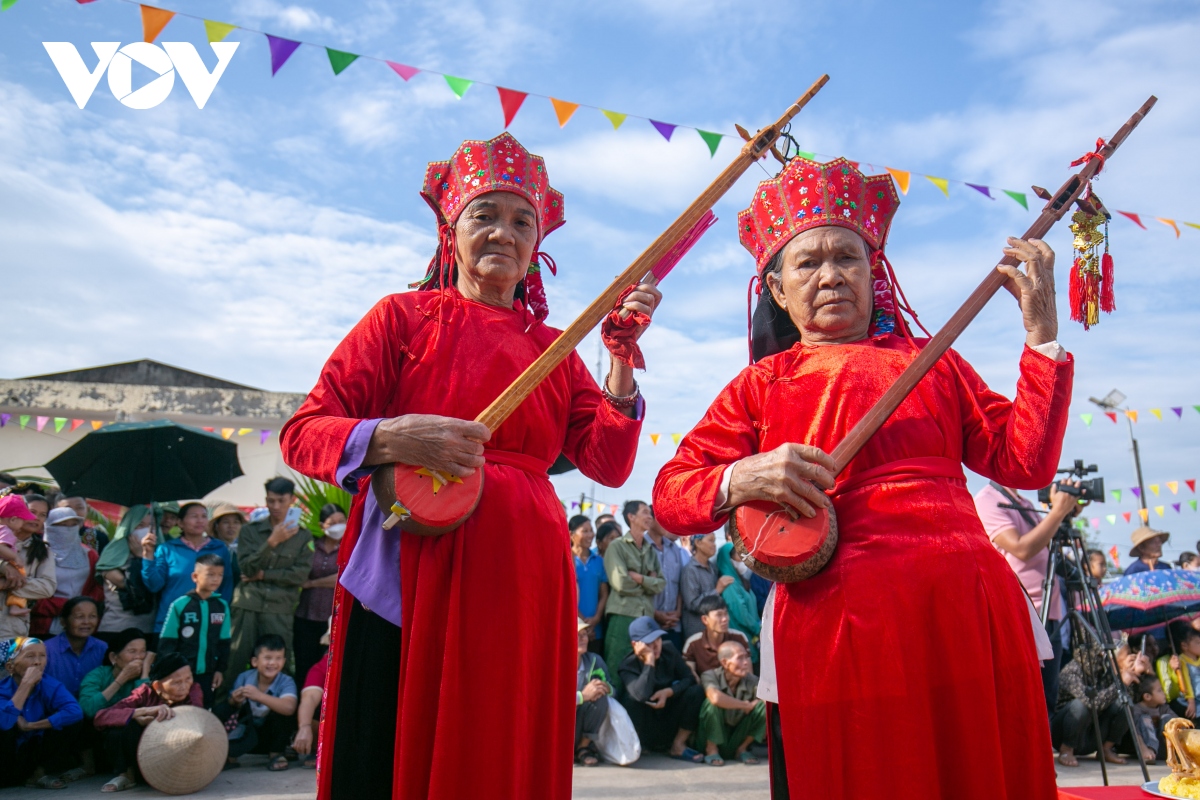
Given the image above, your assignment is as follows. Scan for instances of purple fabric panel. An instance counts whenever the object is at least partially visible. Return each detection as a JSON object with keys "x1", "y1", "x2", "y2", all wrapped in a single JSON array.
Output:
[{"x1": 334, "y1": 419, "x2": 402, "y2": 627}]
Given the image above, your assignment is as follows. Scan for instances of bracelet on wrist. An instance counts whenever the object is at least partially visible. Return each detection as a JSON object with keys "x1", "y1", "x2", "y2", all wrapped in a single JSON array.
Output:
[{"x1": 601, "y1": 375, "x2": 640, "y2": 409}]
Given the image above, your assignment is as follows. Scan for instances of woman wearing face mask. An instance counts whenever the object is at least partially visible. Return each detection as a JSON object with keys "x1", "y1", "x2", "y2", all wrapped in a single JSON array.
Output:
[
  {"x1": 293, "y1": 504, "x2": 345, "y2": 684},
  {"x1": 94, "y1": 507, "x2": 159, "y2": 646},
  {"x1": 715, "y1": 543, "x2": 760, "y2": 656},
  {"x1": 32, "y1": 508, "x2": 103, "y2": 637}
]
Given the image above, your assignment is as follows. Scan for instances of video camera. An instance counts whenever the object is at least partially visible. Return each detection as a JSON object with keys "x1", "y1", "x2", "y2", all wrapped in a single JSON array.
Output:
[{"x1": 1037, "y1": 459, "x2": 1104, "y2": 505}]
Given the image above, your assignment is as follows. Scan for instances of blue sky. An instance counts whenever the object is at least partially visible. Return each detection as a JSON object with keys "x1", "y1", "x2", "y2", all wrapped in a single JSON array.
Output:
[{"x1": 2, "y1": 0, "x2": 1198, "y2": 560}]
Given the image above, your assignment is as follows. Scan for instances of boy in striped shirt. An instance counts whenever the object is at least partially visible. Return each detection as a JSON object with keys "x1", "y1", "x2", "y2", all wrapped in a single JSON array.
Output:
[{"x1": 158, "y1": 553, "x2": 230, "y2": 707}]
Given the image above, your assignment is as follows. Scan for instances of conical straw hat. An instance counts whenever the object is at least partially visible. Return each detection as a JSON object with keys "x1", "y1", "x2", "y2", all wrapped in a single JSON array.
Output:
[{"x1": 137, "y1": 706, "x2": 229, "y2": 795}]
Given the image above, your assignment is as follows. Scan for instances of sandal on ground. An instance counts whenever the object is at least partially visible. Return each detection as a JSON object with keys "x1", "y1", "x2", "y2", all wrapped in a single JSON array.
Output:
[
  {"x1": 670, "y1": 747, "x2": 704, "y2": 763},
  {"x1": 1056, "y1": 752, "x2": 1079, "y2": 767},
  {"x1": 59, "y1": 768, "x2": 89, "y2": 783},
  {"x1": 268, "y1": 755, "x2": 290, "y2": 771},
  {"x1": 575, "y1": 744, "x2": 600, "y2": 767},
  {"x1": 704, "y1": 753, "x2": 725, "y2": 766},
  {"x1": 302, "y1": 755, "x2": 317, "y2": 769},
  {"x1": 27, "y1": 775, "x2": 66, "y2": 790},
  {"x1": 738, "y1": 751, "x2": 760, "y2": 765},
  {"x1": 101, "y1": 775, "x2": 136, "y2": 793}
]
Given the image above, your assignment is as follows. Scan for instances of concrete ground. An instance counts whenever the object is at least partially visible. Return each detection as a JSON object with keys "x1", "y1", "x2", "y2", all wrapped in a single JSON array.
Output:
[{"x1": 0, "y1": 751, "x2": 1168, "y2": 799}]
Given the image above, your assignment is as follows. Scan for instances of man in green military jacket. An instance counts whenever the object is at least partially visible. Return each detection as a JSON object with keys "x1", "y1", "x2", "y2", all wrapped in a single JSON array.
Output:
[
  {"x1": 228, "y1": 477, "x2": 313, "y2": 675},
  {"x1": 603, "y1": 500, "x2": 664, "y2": 692}
]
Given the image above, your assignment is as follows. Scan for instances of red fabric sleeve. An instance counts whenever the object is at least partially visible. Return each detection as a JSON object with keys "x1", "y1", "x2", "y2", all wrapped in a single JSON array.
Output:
[
  {"x1": 94, "y1": 684, "x2": 151, "y2": 728},
  {"x1": 952, "y1": 345, "x2": 1074, "y2": 491},
  {"x1": 280, "y1": 297, "x2": 411, "y2": 484},
  {"x1": 560, "y1": 351, "x2": 643, "y2": 487},
  {"x1": 652, "y1": 366, "x2": 768, "y2": 535}
]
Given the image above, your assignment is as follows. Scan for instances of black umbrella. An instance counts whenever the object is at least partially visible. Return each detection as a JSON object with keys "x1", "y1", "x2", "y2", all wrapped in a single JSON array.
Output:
[{"x1": 44, "y1": 420, "x2": 244, "y2": 506}]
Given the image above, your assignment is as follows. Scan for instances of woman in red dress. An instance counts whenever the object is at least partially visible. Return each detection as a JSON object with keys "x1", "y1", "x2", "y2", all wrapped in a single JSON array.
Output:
[
  {"x1": 653, "y1": 157, "x2": 1071, "y2": 799},
  {"x1": 281, "y1": 133, "x2": 658, "y2": 800}
]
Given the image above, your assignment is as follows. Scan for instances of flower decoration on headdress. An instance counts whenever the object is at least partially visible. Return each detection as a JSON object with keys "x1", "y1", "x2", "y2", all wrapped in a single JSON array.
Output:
[
  {"x1": 0, "y1": 636, "x2": 41, "y2": 667},
  {"x1": 414, "y1": 132, "x2": 565, "y2": 322},
  {"x1": 739, "y1": 157, "x2": 906, "y2": 341}
]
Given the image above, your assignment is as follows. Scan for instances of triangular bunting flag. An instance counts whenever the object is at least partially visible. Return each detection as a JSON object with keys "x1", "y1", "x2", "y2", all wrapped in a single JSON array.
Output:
[
  {"x1": 794, "y1": 150, "x2": 816, "y2": 160},
  {"x1": 549, "y1": 98, "x2": 578, "y2": 128},
  {"x1": 1139, "y1": 508, "x2": 1149, "y2": 522},
  {"x1": 966, "y1": 183, "x2": 993, "y2": 199},
  {"x1": 649, "y1": 433, "x2": 661, "y2": 446},
  {"x1": 203, "y1": 427, "x2": 215, "y2": 433},
  {"x1": 1003, "y1": 190, "x2": 1029, "y2": 209},
  {"x1": 36, "y1": 416, "x2": 48, "y2": 432},
  {"x1": 1131, "y1": 487, "x2": 1141, "y2": 498},
  {"x1": 1117, "y1": 211, "x2": 1147, "y2": 229},
  {"x1": 926, "y1": 176, "x2": 949, "y2": 197},
  {"x1": 1126, "y1": 410, "x2": 1138, "y2": 422},
  {"x1": 326, "y1": 48, "x2": 359, "y2": 75},
  {"x1": 259, "y1": 430, "x2": 271, "y2": 444},
  {"x1": 885, "y1": 168, "x2": 910, "y2": 195},
  {"x1": 1168, "y1": 481, "x2": 1180, "y2": 495},
  {"x1": 671, "y1": 433, "x2": 682, "y2": 445},
  {"x1": 601, "y1": 110, "x2": 626, "y2": 129},
  {"x1": 140, "y1": 5, "x2": 175, "y2": 44},
  {"x1": 1111, "y1": 489, "x2": 1122, "y2": 502},
  {"x1": 53, "y1": 417, "x2": 67, "y2": 433},
  {"x1": 443, "y1": 75, "x2": 473, "y2": 98},
  {"x1": 70, "y1": 419, "x2": 84, "y2": 431},
  {"x1": 1195, "y1": 406, "x2": 1200, "y2": 415},
  {"x1": 266, "y1": 35, "x2": 301, "y2": 76},
  {"x1": 221, "y1": 428, "x2": 234, "y2": 439},
  {"x1": 570, "y1": 502, "x2": 579, "y2": 509},
  {"x1": 91, "y1": 421, "x2": 103, "y2": 430},
  {"x1": 650, "y1": 120, "x2": 676, "y2": 141},
  {"x1": 1192, "y1": 500, "x2": 1199, "y2": 512},
  {"x1": 204, "y1": 20, "x2": 236, "y2": 43},
  {"x1": 386, "y1": 61, "x2": 419, "y2": 81},
  {"x1": 1, "y1": 0, "x2": 19, "y2": 10},
  {"x1": 0, "y1": 413, "x2": 7, "y2": 427},
  {"x1": 497, "y1": 87, "x2": 527, "y2": 128},
  {"x1": 1089, "y1": 517, "x2": 1100, "y2": 529},
  {"x1": 1080, "y1": 413, "x2": 1093, "y2": 427},
  {"x1": 1173, "y1": 407, "x2": 1184, "y2": 418},
  {"x1": 1150, "y1": 408, "x2": 1163, "y2": 420},
  {"x1": 1123, "y1": 511, "x2": 1132, "y2": 523},
  {"x1": 18, "y1": 415, "x2": 29, "y2": 430},
  {"x1": 1106, "y1": 514, "x2": 1116, "y2": 525},
  {"x1": 1150, "y1": 484, "x2": 1160, "y2": 496},
  {"x1": 1104, "y1": 411, "x2": 1117, "y2": 423},
  {"x1": 697, "y1": 130, "x2": 723, "y2": 157},
  {"x1": 1157, "y1": 218, "x2": 1181, "y2": 238},
  {"x1": 1189, "y1": 479, "x2": 1197, "y2": 493},
  {"x1": 848, "y1": 162, "x2": 859, "y2": 169},
  {"x1": 1186, "y1": 222, "x2": 1200, "y2": 231},
  {"x1": 1155, "y1": 505, "x2": 1165, "y2": 517},
  {"x1": 1174, "y1": 503, "x2": 1182, "y2": 513},
  {"x1": 582, "y1": 502, "x2": 592, "y2": 512},
  {"x1": 238, "y1": 428, "x2": 253, "y2": 436}
]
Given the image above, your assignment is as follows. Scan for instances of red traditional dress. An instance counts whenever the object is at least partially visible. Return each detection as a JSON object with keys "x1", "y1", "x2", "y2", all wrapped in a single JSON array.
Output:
[
  {"x1": 653, "y1": 157, "x2": 1072, "y2": 799},
  {"x1": 280, "y1": 134, "x2": 642, "y2": 800}
]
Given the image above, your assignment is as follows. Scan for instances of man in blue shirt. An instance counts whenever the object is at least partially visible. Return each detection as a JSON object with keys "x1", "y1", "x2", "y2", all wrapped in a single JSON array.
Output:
[{"x1": 0, "y1": 637, "x2": 85, "y2": 788}]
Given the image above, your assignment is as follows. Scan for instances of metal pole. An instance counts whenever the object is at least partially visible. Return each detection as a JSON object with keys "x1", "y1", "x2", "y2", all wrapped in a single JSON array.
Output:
[{"x1": 1126, "y1": 417, "x2": 1148, "y2": 512}]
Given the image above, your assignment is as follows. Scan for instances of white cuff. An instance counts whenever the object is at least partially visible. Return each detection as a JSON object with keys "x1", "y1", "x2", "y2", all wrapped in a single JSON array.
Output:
[
  {"x1": 713, "y1": 464, "x2": 736, "y2": 513},
  {"x1": 1031, "y1": 340, "x2": 1067, "y2": 363}
]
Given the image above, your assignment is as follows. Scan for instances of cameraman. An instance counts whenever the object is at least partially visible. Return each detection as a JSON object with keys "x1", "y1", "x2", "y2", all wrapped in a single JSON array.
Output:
[{"x1": 974, "y1": 481, "x2": 1082, "y2": 717}]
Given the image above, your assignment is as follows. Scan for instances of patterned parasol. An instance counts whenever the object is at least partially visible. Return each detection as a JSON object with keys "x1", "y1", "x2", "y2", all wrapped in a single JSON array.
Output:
[{"x1": 1099, "y1": 569, "x2": 1200, "y2": 630}]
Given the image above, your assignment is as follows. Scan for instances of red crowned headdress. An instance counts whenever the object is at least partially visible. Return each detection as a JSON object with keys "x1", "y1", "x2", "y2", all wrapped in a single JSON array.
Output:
[
  {"x1": 415, "y1": 132, "x2": 565, "y2": 321},
  {"x1": 739, "y1": 157, "x2": 910, "y2": 357}
]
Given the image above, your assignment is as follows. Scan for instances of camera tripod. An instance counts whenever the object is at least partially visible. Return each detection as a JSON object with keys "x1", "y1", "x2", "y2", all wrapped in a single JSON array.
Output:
[{"x1": 1029, "y1": 508, "x2": 1151, "y2": 785}]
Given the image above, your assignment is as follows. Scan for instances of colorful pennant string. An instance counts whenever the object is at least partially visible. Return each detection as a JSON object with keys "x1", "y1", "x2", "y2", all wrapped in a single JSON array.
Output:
[{"x1": 41, "y1": 0, "x2": 1199, "y2": 233}]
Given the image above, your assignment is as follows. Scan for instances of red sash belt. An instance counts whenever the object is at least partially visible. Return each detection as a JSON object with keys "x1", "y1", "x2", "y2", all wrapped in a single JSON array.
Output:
[
  {"x1": 834, "y1": 456, "x2": 966, "y2": 498},
  {"x1": 484, "y1": 448, "x2": 553, "y2": 475}
]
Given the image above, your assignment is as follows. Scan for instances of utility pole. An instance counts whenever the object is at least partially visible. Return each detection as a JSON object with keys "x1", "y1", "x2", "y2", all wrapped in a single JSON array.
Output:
[{"x1": 1089, "y1": 389, "x2": 1148, "y2": 515}]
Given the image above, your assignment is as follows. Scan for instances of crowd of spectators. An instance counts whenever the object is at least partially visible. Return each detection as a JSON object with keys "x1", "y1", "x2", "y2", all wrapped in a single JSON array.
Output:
[
  {"x1": 572, "y1": 501, "x2": 766, "y2": 767},
  {"x1": 0, "y1": 476, "x2": 338, "y2": 791}
]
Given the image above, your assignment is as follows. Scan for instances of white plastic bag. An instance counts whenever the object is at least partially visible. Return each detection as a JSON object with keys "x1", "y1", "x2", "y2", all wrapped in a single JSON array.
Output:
[{"x1": 593, "y1": 699, "x2": 641, "y2": 766}]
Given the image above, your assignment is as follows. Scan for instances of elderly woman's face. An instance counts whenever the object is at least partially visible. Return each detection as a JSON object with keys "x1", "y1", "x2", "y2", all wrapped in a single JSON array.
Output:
[
  {"x1": 9, "y1": 643, "x2": 46, "y2": 679},
  {"x1": 1141, "y1": 536, "x2": 1165, "y2": 559},
  {"x1": 766, "y1": 226, "x2": 873, "y2": 345},
  {"x1": 454, "y1": 191, "x2": 538, "y2": 303}
]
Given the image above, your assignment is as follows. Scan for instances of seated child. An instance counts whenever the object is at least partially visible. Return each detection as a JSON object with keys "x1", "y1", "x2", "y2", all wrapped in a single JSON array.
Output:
[
  {"x1": 1132, "y1": 673, "x2": 1178, "y2": 763},
  {"x1": 157, "y1": 553, "x2": 230, "y2": 708},
  {"x1": 218, "y1": 634, "x2": 298, "y2": 771},
  {"x1": 1155, "y1": 623, "x2": 1200, "y2": 718},
  {"x1": 93, "y1": 652, "x2": 203, "y2": 793}
]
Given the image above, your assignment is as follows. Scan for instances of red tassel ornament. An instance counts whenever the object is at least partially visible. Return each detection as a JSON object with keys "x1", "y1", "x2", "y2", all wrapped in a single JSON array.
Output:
[
  {"x1": 1100, "y1": 247, "x2": 1116, "y2": 314},
  {"x1": 1069, "y1": 209, "x2": 1114, "y2": 330}
]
